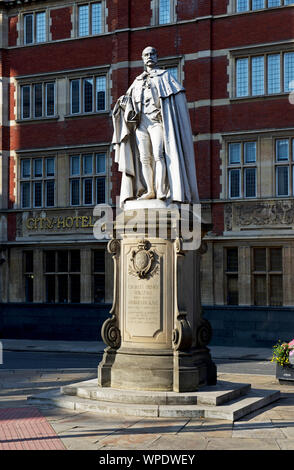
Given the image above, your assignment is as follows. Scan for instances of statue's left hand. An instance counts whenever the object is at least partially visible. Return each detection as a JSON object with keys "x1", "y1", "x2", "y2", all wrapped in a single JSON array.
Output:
[{"x1": 118, "y1": 95, "x2": 129, "y2": 110}]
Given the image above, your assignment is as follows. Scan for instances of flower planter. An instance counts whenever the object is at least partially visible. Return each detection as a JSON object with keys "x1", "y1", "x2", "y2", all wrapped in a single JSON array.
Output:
[
  {"x1": 272, "y1": 339, "x2": 294, "y2": 383},
  {"x1": 276, "y1": 363, "x2": 294, "y2": 384}
]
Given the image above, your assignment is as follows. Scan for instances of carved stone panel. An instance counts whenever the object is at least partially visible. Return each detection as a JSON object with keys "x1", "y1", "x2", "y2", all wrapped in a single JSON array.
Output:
[
  {"x1": 126, "y1": 270, "x2": 161, "y2": 338},
  {"x1": 225, "y1": 200, "x2": 294, "y2": 232},
  {"x1": 121, "y1": 238, "x2": 171, "y2": 346}
]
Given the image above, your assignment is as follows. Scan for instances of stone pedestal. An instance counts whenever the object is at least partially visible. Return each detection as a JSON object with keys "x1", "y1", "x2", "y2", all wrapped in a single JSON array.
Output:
[{"x1": 98, "y1": 204, "x2": 216, "y2": 392}]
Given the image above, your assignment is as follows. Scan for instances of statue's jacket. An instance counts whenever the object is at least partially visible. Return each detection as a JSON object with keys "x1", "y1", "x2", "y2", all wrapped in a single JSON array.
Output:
[{"x1": 112, "y1": 68, "x2": 199, "y2": 206}]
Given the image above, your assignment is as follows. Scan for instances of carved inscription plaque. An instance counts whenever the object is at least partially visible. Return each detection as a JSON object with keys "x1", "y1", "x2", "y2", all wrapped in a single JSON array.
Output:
[{"x1": 126, "y1": 268, "x2": 161, "y2": 338}]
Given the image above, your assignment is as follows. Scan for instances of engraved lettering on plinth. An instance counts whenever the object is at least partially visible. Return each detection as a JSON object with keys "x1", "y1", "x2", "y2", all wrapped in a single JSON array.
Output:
[{"x1": 126, "y1": 273, "x2": 161, "y2": 338}]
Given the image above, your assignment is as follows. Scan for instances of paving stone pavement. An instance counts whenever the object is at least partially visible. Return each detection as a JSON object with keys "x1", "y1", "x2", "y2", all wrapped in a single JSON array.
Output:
[{"x1": 1, "y1": 369, "x2": 294, "y2": 450}]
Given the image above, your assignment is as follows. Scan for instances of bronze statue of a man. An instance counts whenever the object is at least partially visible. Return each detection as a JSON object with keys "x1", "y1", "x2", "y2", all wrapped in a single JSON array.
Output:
[{"x1": 112, "y1": 46, "x2": 199, "y2": 206}]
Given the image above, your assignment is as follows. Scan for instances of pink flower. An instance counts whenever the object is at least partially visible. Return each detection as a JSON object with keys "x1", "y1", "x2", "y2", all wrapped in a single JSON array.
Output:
[
  {"x1": 289, "y1": 339, "x2": 294, "y2": 348},
  {"x1": 290, "y1": 350, "x2": 294, "y2": 357}
]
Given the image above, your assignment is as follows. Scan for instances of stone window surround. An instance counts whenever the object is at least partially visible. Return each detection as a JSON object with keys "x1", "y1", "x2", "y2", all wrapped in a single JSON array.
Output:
[
  {"x1": 201, "y1": 241, "x2": 293, "y2": 307},
  {"x1": 65, "y1": 67, "x2": 110, "y2": 117},
  {"x1": 158, "y1": 56, "x2": 183, "y2": 83},
  {"x1": 227, "y1": 140, "x2": 258, "y2": 200},
  {"x1": 224, "y1": 247, "x2": 239, "y2": 305},
  {"x1": 251, "y1": 246, "x2": 283, "y2": 306},
  {"x1": 16, "y1": 144, "x2": 110, "y2": 210},
  {"x1": 18, "y1": 7, "x2": 49, "y2": 45},
  {"x1": 19, "y1": 246, "x2": 106, "y2": 304},
  {"x1": 18, "y1": 80, "x2": 57, "y2": 121},
  {"x1": 222, "y1": 135, "x2": 260, "y2": 200},
  {"x1": 69, "y1": 151, "x2": 108, "y2": 207},
  {"x1": 221, "y1": 131, "x2": 294, "y2": 202},
  {"x1": 68, "y1": 73, "x2": 108, "y2": 116},
  {"x1": 151, "y1": 0, "x2": 177, "y2": 26},
  {"x1": 16, "y1": 74, "x2": 59, "y2": 123},
  {"x1": 14, "y1": 0, "x2": 108, "y2": 46},
  {"x1": 224, "y1": 245, "x2": 284, "y2": 306},
  {"x1": 15, "y1": 65, "x2": 110, "y2": 123},
  {"x1": 73, "y1": 0, "x2": 107, "y2": 38},
  {"x1": 23, "y1": 249, "x2": 34, "y2": 302},
  {"x1": 43, "y1": 248, "x2": 81, "y2": 303},
  {"x1": 18, "y1": 155, "x2": 56, "y2": 210},
  {"x1": 5, "y1": 243, "x2": 110, "y2": 304},
  {"x1": 274, "y1": 136, "x2": 294, "y2": 197},
  {"x1": 229, "y1": 42, "x2": 294, "y2": 100},
  {"x1": 228, "y1": 0, "x2": 294, "y2": 13}
]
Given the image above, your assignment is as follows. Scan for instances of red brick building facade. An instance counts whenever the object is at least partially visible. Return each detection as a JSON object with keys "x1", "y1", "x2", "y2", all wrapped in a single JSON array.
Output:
[{"x1": 1, "y1": 0, "x2": 294, "y2": 345}]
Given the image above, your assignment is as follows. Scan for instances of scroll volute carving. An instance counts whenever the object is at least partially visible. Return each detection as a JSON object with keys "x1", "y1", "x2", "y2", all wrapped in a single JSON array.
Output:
[
  {"x1": 172, "y1": 238, "x2": 193, "y2": 352},
  {"x1": 195, "y1": 317, "x2": 212, "y2": 349},
  {"x1": 101, "y1": 239, "x2": 121, "y2": 349},
  {"x1": 172, "y1": 311, "x2": 192, "y2": 351}
]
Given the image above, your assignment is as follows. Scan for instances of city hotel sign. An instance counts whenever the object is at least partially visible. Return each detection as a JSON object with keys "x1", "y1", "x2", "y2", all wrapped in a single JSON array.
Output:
[{"x1": 26, "y1": 215, "x2": 96, "y2": 230}]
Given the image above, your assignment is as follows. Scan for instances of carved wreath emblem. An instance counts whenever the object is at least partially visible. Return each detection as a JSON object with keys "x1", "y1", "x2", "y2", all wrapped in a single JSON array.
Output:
[{"x1": 129, "y1": 240, "x2": 158, "y2": 279}]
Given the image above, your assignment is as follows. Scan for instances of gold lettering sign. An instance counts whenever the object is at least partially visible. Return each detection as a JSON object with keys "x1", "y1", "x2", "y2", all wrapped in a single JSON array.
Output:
[{"x1": 26, "y1": 215, "x2": 96, "y2": 231}]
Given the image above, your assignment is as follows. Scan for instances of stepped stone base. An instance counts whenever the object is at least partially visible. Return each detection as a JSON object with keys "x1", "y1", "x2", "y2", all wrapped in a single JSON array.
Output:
[{"x1": 28, "y1": 379, "x2": 280, "y2": 422}]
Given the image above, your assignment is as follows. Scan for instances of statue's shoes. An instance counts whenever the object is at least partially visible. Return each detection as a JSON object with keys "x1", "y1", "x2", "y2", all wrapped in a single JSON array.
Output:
[
  {"x1": 138, "y1": 191, "x2": 156, "y2": 200},
  {"x1": 156, "y1": 192, "x2": 166, "y2": 200}
]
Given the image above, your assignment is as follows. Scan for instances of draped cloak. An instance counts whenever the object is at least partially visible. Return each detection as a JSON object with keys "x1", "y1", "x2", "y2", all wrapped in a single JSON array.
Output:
[{"x1": 112, "y1": 68, "x2": 199, "y2": 206}]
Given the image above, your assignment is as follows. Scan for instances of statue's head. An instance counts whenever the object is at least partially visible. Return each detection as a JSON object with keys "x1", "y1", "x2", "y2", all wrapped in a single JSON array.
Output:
[{"x1": 142, "y1": 46, "x2": 158, "y2": 68}]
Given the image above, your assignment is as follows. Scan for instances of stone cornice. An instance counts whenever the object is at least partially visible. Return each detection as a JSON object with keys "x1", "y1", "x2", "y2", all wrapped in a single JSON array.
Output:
[{"x1": 1, "y1": 0, "x2": 51, "y2": 9}]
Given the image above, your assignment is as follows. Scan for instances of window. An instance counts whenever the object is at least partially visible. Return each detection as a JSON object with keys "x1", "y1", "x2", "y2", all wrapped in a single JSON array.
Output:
[
  {"x1": 93, "y1": 250, "x2": 105, "y2": 302},
  {"x1": 24, "y1": 11, "x2": 47, "y2": 44},
  {"x1": 159, "y1": 62, "x2": 181, "y2": 82},
  {"x1": 44, "y1": 250, "x2": 80, "y2": 303},
  {"x1": 24, "y1": 251, "x2": 34, "y2": 302},
  {"x1": 70, "y1": 153, "x2": 107, "y2": 206},
  {"x1": 252, "y1": 247, "x2": 283, "y2": 306},
  {"x1": 228, "y1": 141, "x2": 257, "y2": 198},
  {"x1": 275, "y1": 138, "x2": 294, "y2": 196},
  {"x1": 78, "y1": 2, "x2": 104, "y2": 36},
  {"x1": 164, "y1": 65, "x2": 179, "y2": 81},
  {"x1": 159, "y1": 0, "x2": 171, "y2": 23},
  {"x1": 70, "y1": 75, "x2": 107, "y2": 114},
  {"x1": 20, "y1": 82, "x2": 56, "y2": 120},
  {"x1": 20, "y1": 157, "x2": 55, "y2": 208},
  {"x1": 235, "y1": 52, "x2": 294, "y2": 97},
  {"x1": 153, "y1": 0, "x2": 176, "y2": 25},
  {"x1": 225, "y1": 248, "x2": 239, "y2": 305},
  {"x1": 236, "y1": 0, "x2": 293, "y2": 12}
]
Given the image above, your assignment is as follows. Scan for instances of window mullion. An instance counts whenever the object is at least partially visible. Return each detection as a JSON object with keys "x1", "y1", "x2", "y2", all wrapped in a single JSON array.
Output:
[
  {"x1": 30, "y1": 85, "x2": 33, "y2": 119},
  {"x1": 241, "y1": 143, "x2": 244, "y2": 197},
  {"x1": 67, "y1": 253, "x2": 70, "y2": 303},
  {"x1": 30, "y1": 178, "x2": 32, "y2": 209},
  {"x1": 80, "y1": 155, "x2": 83, "y2": 205},
  {"x1": 92, "y1": 76, "x2": 94, "y2": 112},
  {"x1": 249, "y1": 57, "x2": 252, "y2": 96},
  {"x1": 239, "y1": 166, "x2": 243, "y2": 198},
  {"x1": 79, "y1": 79, "x2": 82, "y2": 114},
  {"x1": 291, "y1": 139, "x2": 293, "y2": 195},
  {"x1": 281, "y1": 52, "x2": 284, "y2": 92},
  {"x1": 42, "y1": 82, "x2": 45, "y2": 117},
  {"x1": 89, "y1": 3, "x2": 92, "y2": 35},
  {"x1": 43, "y1": 158, "x2": 45, "y2": 207},
  {"x1": 264, "y1": 53, "x2": 267, "y2": 94},
  {"x1": 33, "y1": 12, "x2": 36, "y2": 43},
  {"x1": 266, "y1": 248, "x2": 270, "y2": 306},
  {"x1": 55, "y1": 252, "x2": 58, "y2": 304}
]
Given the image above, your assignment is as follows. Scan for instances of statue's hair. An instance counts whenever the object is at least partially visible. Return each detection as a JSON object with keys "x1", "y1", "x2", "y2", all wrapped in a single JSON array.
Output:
[{"x1": 142, "y1": 46, "x2": 158, "y2": 57}]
